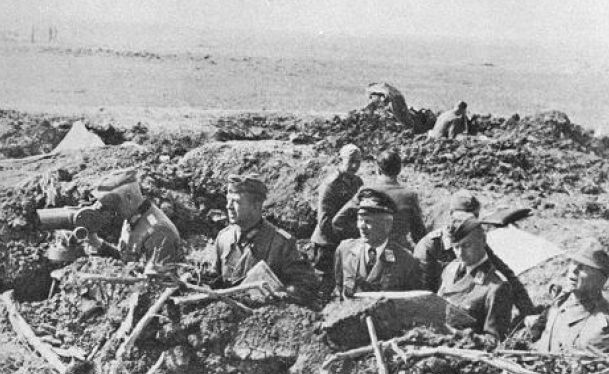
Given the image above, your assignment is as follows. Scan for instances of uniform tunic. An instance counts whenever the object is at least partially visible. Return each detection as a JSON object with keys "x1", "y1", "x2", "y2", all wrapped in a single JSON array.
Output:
[
  {"x1": 332, "y1": 181, "x2": 427, "y2": 250},
  {"x1": 99, "y1": 202, "x2": 181, "y2": 262},
  {"x1": 536, "y1": 292, "x2": 609, "y2": 353},
  {"x1": 414, "y1": 228, "x2": 535, "y2": 315},
  {"x1": 311, "y1": 171, "x2": 363, "y2": 247},
  {"x1": 334, "y1": 238, "x2": 420, "y2": 299},
  {"x1": 429, "y1": 109, "x2": 468, "y2": 139},
  {"x1": 213, "y1": 218, "x2": 317, "y2": 298},
  {"x1": 438, "y1": 260, "x2": 513, "y2": 339}
]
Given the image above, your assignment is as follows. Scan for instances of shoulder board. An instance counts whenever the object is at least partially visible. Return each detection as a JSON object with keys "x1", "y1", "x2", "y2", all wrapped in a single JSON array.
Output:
[
  {"x1": 493, "y1": 269, "x2": 508, "y2": 282},
  {"x1": 146, "y1": 214, "x2": 159, "y2": 226},
  {"x1": 276, "y1": 227, "x2": 293, "y2": 240},
  {"x1": 429, "y1": 228, "x2": 443, "y2": 239}
]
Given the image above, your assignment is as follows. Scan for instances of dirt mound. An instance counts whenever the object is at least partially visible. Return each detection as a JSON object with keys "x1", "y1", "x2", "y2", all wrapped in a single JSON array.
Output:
[
  {"x1": 177, "y1": 141, "x2": 329, "y2": 238},
  {"x1": 0, "y1": 109, "x2": 150, "y2": 159}
]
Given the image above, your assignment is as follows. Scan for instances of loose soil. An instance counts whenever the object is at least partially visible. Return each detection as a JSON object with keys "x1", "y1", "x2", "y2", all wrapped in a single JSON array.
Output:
[{"x1": 2, "y1": 101, "x2": 609, "y2": 373}]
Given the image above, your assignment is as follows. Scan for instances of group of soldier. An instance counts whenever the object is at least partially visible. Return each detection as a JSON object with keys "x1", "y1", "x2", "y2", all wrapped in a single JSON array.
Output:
[{"x1": 82, "y1": 144, "x2": 609, "y2": 356}]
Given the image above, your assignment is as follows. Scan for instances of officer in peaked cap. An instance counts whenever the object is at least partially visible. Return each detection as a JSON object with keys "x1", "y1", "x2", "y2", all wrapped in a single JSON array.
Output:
[
  {"x1": 414, "y1": 189, "x2": 535, "y2": 317},
  {"x1": 532, "y1": 240, "x2": 609, "y2": 353},
  {"x1": 210, "y1": 173, "x2": 318, "y2": 305},
  {"x1": 334, "y1": 188, "x2": 420, "y2": 300},
  {"x1": 437, "y1": 218, "x2": 514, "y2": 340},
  {"x1": 332, "y1": 148, "x2": 427, "y2": 252},
  {"x1": 86, "y1": 168, "x2": 181, "y2": 263}
]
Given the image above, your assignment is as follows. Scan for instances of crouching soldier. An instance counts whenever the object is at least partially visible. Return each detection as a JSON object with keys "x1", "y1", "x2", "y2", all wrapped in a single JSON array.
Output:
[
  {"x1": 528, "y1": 241, "x2": 609, "y2": 353},
  {"x1": 86, "y1": 169, "x2": 181, "y2": 263},
  {"x1": 438, "y1": 218, "x2": 513, "y2": 340},
  {"x1": 211, "y1": 174, "x2": 318, "y2": 304},
  {"x1": 334, "y1": 188, "x2": 420, "y2": 300}
]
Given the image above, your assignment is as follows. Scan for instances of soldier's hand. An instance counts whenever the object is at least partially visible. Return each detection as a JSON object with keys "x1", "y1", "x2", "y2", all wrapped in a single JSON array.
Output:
[{"x1": 85, "y1": 232, "x2": 102, "y2": 252}]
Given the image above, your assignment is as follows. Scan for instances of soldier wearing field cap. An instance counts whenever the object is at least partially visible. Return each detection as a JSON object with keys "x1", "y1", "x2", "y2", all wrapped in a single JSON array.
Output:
[
  {"x1": 311, "y1": 144, "x2": 363, "y2": 296},
  {"x1": 211, "y1": 174, "x2": 318, "y2": 303},
  {"x1": 86, "y1": 169, "x2": 181, "y2": 263},
  {"x1": 414, "y1": 189, "x2": 535, "y2": 316},
  {"x1": 531, "y1": 240, "x2": 609, "y2": 353},
  {"x1": 438, "y1": 218, "x2": 514, "y2": 340},
  {"x1": 334, "y1": 188, "x2": 420, "y2": 300}
]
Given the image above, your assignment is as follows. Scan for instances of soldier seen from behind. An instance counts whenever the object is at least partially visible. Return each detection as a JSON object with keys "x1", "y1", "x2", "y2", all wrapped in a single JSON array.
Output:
[{"x1": 429, "y1": 101, "x2": 469, "y2": 139}]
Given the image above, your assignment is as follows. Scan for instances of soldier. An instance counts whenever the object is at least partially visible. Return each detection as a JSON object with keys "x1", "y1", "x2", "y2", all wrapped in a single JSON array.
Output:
[
  {"x1": 529, "y1": 241, "x2": 609, "y2": 353},
  {"x1": 413, "y1": 190, "x2": 535, "y2": 316},
  {"x1": 429, "y1": 101, "x2": 469, "y2": 139},
  {"x1": 334, "y1": 188, "x2": 420, "y2": 300},
  {"x1": 86, "y1": 169, "x2": 181, "y2": 263},
  {"x1": 212, "y1": 174, "x2": 317, "y2": 303},
  {"x1": 310, "y1": 144, "x2": 363, "y2": 292},
  {"x1": 366, "y1": 82, "x2": 414, "y2": 127},
  {"x1": 438, "y1": 218, "x2": 513, "y2": 340},
  {"x1": 332, "y1": 148, "x2": 426, "y2": 251}
]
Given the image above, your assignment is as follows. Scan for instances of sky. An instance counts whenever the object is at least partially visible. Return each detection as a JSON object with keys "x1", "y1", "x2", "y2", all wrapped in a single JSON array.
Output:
[{"x1": 2, "y1": 0, "x2": 609, "y2": 47}]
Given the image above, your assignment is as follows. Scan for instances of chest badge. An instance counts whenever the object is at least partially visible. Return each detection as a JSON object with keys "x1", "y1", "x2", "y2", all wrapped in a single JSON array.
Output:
[
  {"x1": 384, "y1": 249, "x2": 396, "y2": 263},
  {"x1": 474, "y1": 271, "x2": 486, "y2": 285}
]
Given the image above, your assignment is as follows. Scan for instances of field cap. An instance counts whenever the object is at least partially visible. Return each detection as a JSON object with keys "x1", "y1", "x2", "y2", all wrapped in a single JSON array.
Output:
[
  {"x1": 450, "y1": 190, "x2": 480, "y2": 214},
  {"x1": 94, "y1": 169, "x2": 138, "y2": 196},
  {"x1": 227, "y1": 173, "x2": 268, "y2": 198},
  {"x1": 449, "y1": 218, "x2": 483, "y2": 243},
  {"x1": 357, "y1": 188, "x2": 397, "y2": 215},
  {"x1": 569, "y1": 240, "x2": 609, "y2": 276},
  {"x1": 339, "y1": 144, "x2": 361, "y2": 160}
]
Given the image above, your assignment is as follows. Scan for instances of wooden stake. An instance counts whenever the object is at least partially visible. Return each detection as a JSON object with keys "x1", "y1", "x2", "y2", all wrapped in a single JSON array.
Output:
[
  {"x1": 180, "y1": 282, "x2": 253, "y2": 314},
  {"x1": 95, "y1": 291, "x2": 139, "y2": 362},
  {"x1": 1, "y1": 290, "x2": 67, "y2": 374},
  {"x1": 145, "y1": 352, "x2": 166, "y2": 374},
  {"x1": 365, "y1": 316, "x2": 388, "y2": 374},
  {"x1": 115, "y1": 287, "x2": 179, "y2": 360}
]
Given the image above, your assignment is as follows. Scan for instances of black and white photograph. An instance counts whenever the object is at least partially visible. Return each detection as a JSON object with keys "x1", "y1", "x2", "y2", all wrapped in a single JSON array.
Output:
[{"x1": 1, "y1": 1, "x2": 609, "y2": 373}]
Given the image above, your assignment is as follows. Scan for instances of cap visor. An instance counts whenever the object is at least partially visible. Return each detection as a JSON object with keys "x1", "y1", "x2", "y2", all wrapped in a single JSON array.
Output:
[{"x1": 569, "y1": 253, "x2": 604, "y2": 272}]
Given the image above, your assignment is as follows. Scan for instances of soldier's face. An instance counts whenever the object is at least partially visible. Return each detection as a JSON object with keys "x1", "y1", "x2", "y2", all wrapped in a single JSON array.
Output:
[
  {"x1": 567, "y1": 261, "x2": 607, "y2": 295},
  {"x1": 453, "y1": 230, "x2": 485, "y2": 266},
  {"x1": 357, "y1": 212, "x2": 392, "y2": 247},
  {"x1": 226, "y1": 192, "x2": 262, "y2": 227},
  {"x1": 340, "y1": 154, "x2": 361, "y2": 175}
]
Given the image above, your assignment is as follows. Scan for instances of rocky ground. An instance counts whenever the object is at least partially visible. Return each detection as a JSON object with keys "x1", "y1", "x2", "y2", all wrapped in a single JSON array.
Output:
[{"x1": 2, "y1": 102, "x2": 609, "y2": 373}]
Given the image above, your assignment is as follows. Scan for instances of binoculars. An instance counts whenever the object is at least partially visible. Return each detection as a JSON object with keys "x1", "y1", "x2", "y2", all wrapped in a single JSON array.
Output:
[{"x1": 36, "y1": 206, "x2": 110, "y2": 233}]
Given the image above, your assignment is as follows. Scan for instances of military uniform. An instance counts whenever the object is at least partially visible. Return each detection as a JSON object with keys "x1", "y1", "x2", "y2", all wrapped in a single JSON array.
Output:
[
  {"x1": 213, "y1": 218, "x2": 317, "y2": 298},
  {"x1": 98, "y1": 200, "x2": 181, "y2": 263},
  {"x1": 414, "y1": 228, "x2": 534, "y2": 316},
  {"x1": 536, "y1": 291, "x2": 609, "y2": 353},
  {"x1": 310, "y1": 170, "x2": 363, "y2": 274},
  {"x1": 438, "y1": 259, "x2": 513, "y2": 339},
  {"x1": 312, "y1": 170, "x2": 364, "y2": 246},
  {"x1": 429, "y1": 107, "x2": 469, "y2": 139},
  {"x1": 332, "y1": 181, "x2": 427, "y2": 250},
  {"x1": 334, "y1": 238, "x2": 420, "y2": 299}
]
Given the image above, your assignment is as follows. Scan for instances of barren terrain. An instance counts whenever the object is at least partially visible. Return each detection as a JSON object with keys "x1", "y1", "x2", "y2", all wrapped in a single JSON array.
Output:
[{"x1": 2, "y1": 32, "x2": 609, "y2": 373}]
